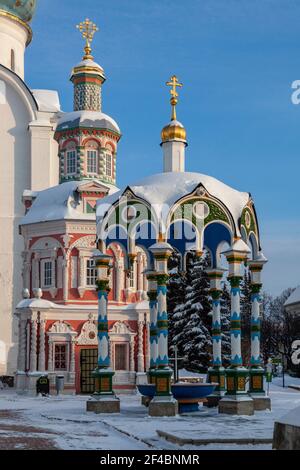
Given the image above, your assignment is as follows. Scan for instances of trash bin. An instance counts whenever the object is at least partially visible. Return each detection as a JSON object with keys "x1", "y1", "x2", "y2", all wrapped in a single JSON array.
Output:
[
  {"x1": 36, "y1": 375, "x2": 50, "y2": 396},
  {"x1": 55, "y1": 375, "x2": 65, "y2": 395}
]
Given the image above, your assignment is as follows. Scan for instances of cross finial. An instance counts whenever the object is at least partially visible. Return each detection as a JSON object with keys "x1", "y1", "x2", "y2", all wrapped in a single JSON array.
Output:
[
  {"x1": 76, "y1": 18, "x2": 99, "y2": 60},
  {"x1": 166, "y1": 75, "x2": 183, "y2": 121}
]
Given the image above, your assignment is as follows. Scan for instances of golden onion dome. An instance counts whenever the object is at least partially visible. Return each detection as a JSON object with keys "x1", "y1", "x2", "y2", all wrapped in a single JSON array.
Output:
[{"x1": 161, "y1": 119, "x2": 187, "y2": 143}]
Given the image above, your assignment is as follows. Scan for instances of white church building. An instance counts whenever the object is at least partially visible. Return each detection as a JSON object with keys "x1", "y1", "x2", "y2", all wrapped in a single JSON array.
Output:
[{"x1": 0, "y1": 1, "x2": 60, "y2": 374}]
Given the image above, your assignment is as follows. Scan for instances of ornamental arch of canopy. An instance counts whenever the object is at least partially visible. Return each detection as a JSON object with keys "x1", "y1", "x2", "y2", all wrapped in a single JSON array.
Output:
[
  {"x1": 30, "y1": 236, "x2": 65, "y2": 257},
  {"x1": 67, "y1": 235, "x2": 96, "y2": 259}
]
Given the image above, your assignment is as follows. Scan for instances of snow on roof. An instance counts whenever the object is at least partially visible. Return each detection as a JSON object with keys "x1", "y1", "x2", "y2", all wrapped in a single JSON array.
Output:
[
  {"x1": 275, "y1": 405, "x2": 300, "y2": 426},
  {"x1": 149, "y1": 242, "x2": 173, "y2": 251},
  {"x1": 56, "y1": 111, "x2": 120, "y2": 134},
  {"x1": 284, "y1": 286, "x2": 300, "y2": 307},
  {"x1": 96, "y1": 171, "x2": 250, "y2": 235},
  {"x1": 74, "y1": 59, "x2": 104, "y2": 71},
  {"x1": 16, "y1": 298, "x2": 55, "y2": 309},
  {"x1": 31, "y1": 89, "x2": 61, "y2": 112},
  {"x1": 21, "y1": 180, "x2": 119, "y2": 226}
]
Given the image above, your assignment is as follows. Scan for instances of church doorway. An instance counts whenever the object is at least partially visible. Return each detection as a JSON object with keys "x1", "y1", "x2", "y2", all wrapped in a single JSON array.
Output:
[
  {"x1": 80, "y1": 348, "x2": 97, "y2": 394},
  {"x1": 114, "y1": 343, "x2": 127, "y2": 370}
]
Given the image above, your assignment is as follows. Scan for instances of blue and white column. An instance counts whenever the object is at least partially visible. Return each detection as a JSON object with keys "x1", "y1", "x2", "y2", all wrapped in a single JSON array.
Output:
[
  {"x1": 229, "y1": 276, "x2": 243, "y2": 367},
  {"x1": 222, "y1": 241, "x2": 251, "y2": 399},
  {"x1": 97, "y1": 281, "x2": 110, "y2": 368},
  {"x1": 207, "y1": 269, "x2": 226, "y2": 393},
  {"x1": 91, "y1": 250, "x2": 115, "y2": 396},
  {"x1": 156, "y1": 277, "x2": 169, "y2": 369},
  {"x1": 149, "y1": 241, "x2": 177, "y2": 408},
  {"x1": 146, "y1": 272, "x2": 158, "y2": 372}
]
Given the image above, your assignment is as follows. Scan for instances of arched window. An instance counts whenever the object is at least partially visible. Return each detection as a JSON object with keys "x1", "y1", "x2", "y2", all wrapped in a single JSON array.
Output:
[
  {"x1": 86, "y1": 141, "x2": 99, "y2": 175},
  {"x1": 87, "y1": 150, "x2": 98, "y2": 174},
  {"x1": 11, "y1": 50, "x2": 15, "y2": 72},
  {"x1": 66, "y1": 150, "x2": 76, "y2": 175}
]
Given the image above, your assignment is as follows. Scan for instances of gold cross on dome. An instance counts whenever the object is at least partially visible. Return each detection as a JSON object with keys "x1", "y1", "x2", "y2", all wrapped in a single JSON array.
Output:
[
  {"x1": 166, "y1": 75, "x2": 183, "y2": 120},
  {"x1": 76, "y1": 18, "x2": 99, "y2": 60}
]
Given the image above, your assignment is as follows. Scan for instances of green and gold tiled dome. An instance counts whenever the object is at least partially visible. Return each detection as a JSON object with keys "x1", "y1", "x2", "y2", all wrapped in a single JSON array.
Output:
[{"x1": 0, "y1": 0, "x2": 37, "y2": 23}]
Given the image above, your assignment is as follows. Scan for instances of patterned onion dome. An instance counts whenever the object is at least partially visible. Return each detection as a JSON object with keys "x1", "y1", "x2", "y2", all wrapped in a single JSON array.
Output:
[
  {"x1": 0, "y1": 0, "x2": 37, "y2": 22},
  {"x1": 161, "y1": 119, "x2": 187, "y2": 143}
]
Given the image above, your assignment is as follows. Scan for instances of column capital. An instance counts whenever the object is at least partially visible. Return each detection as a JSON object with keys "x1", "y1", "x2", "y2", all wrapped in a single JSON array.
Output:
[
  {"x1": 228, "y1": 276, "x2": 243, "y2": 288},
  {"x1": 156, "y1": 273, "x2": 169, "y2": 286},
  {"x1": 251, "y1": 283, "x2": 263, "y2": 294}
]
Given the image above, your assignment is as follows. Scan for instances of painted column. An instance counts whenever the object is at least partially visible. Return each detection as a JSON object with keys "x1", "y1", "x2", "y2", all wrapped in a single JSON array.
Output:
[
  {"x1": 115, "y1": 260, "x2": 123, "y2": 302},
  {"x1": 62, "y1": 257, "x2": 69, "y2": 302},
  {"x1": 145, "y1": 322, "x2": 151, "y2": 371},
  {"x1": 130, "y1": 336, "x2": 135, "y2": 372},
  {"x1": 48, "y1": 339, "x2": 54, "y2": 372},
  {"x1": 97, "y1": 276, "x2": 110, "y2": 369},
  {"x1": 70, "y1": 338, "x2": 76, "y2": 373},
  {"x1": 137, "y1": 320, "x2": 145, "y2": 372},
  {"x1": 149, "y1": 241, "x2": 174, "y2": 398},
  {"x1": 229, "y1": 276, "x2": 243, "y2": 364},
  {"x1": 156, "y1": 275, "x2": 169, "y2": 369},
  {"x1": 92, "y1": 250, "x2": 116, "y2": 396},
  {"x1": 248, "y1": 258, "x2": 267, "y2": 395},
  {"x1": 38, "y1": 319, "x2": 46, "y2": 372},
  {"x1": 224, "y1": 248, "x2": 250, "y2": 396},
  {"x1": 136, "y1": 252, "x2": 143, "y2": 300},
  {"x1": 30, "y1": 319, "x2": 38, "y2": 372},
  {"x1": 18, "y1": 318, "x2": 27, "y2": 372},
  {"x1": 207, "y1": 269, "x2": 226, "y2": 394},
  {"x1": 147, "y1": 272, "x2": 158, "y2": 371},
  {"x1": 32, "y1": 254, "x2": 40, "y2": 289}
]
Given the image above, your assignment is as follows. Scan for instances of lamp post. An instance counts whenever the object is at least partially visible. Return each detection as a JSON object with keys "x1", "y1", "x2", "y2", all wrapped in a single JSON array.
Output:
[
  {"x1": 86, "y1": 249, "x2": 120, "y2": 414},
  {"x1": 248, "y1": 254, "x2": 271, "y2": 410},
  {"x1": 148, "y1": 241, "x2": 178, "y2": 417}
]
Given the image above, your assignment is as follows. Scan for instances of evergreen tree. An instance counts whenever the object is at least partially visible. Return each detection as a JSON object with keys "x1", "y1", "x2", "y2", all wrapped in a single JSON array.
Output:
[
  {"x1": 167, "y1": 251, "x2": 186, "y2": 360},
  {"x1": 179, "y1": 251, "x2": 212, "y2": 372}
]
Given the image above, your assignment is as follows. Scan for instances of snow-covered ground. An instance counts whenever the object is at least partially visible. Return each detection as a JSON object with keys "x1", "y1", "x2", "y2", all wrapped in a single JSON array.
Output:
[{"x1": 0, "y1": 376, "x2": 299, "y2": 450}]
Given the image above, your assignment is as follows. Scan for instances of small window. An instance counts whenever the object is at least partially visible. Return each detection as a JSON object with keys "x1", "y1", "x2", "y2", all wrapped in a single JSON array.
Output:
[
  {"x1": 105, "y1": 152, "x2": 112, "y2": 177},
  {"x1": 87, "y1": 150, "x2": 98, "y2": 174},
  {"x1": 86, "y1": 259, "x2": 97, "y2": 287},
  {"x1": 11, "y1": 50, "x2": 15, "y2": 72},
  {"x1": 54, "y1": 344, "x2": 67, "y2": 370},
  {"x1": 66, "y1": 150, "x2": 76, "y2": 175},
  {"x1": 129, "y1": 267, "x2": 135, "y2": 288},
  {"x1": 79, "y1": 90, "x2": 84, "y2": 108},
  {"x1": 43, "y1": 261, "x2": 52, "y2": 287}
]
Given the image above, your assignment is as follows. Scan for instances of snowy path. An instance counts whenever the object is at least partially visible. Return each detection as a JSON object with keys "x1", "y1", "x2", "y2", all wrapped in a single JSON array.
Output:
[{"x1": 0, "y1": 376, "x2": 299, "y2": 450}]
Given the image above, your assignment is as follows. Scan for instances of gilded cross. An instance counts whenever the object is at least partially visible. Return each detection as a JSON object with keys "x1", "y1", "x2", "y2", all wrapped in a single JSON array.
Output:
[
  {"x1": 76, "y1": 18, "x2": 99, "y2": 60},
  {"x1": 166, "y1": 75, "x2": 183, "y2": 120}
]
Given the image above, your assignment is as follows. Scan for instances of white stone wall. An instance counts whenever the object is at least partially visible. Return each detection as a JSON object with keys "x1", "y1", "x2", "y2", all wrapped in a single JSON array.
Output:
[
  {"x1": 0, "y1": 70, "x2": 59, "y2": 374},
  {"x1": 0, "y1": 77, "x2": 32, "y2": 374},
  {"x1": 0, "y1": 15, "x2": 29, "y2": 80}
]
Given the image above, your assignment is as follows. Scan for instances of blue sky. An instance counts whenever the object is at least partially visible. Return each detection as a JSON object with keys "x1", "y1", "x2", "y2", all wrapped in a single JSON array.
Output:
[{"x1": 25, "y1": 0, "x2": 300, "y2": 296}]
